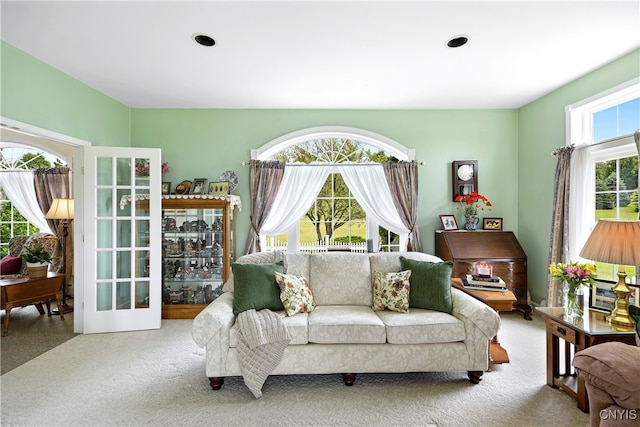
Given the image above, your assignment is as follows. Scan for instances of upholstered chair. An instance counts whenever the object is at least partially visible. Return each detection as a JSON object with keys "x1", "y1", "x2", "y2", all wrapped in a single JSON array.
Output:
[
  {"x1": 573, "y1": 305, "x2": 640, "y2": 427},
  {"x1": 7, "y1": 233, "x2": 63, "y2": 275}
]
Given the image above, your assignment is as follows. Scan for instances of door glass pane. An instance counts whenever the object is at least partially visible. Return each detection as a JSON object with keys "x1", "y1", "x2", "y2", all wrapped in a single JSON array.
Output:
[
  {"x1": 116, "y1": 157, "x2": 131, "y2": 186},
  {"x1": 136, "y1": 220, "x2": 150, "y2": 246},
  {"x1": 117, "y1": 220, "x2": 131, "y2": 247},
  {"x1": 116, "y1": 282, "x2": 131, "y2": 310},
  {"x1": 97, "y1": 189, "x2": 113, "y2": 217},
  {"x1": 96, "y1": 157, "x2": 112, "y2": 186},
  {"x1": 117, "y1": 251, "x2": 131, "y2": 278},
  {"x1": 136, "y1": 281, "x2": 150, "y2": 308},
  {"x1": 97, "y1": 282, "x2": 112, "y2": 311},
  {"x1": 97, "y1": 251, "x2": 112, "y2": 279},
  {"x1": 117, "y1": 189, "x2": 132, "y2": 217},
  {"x1": 97, "y1": 220, "x2": 112, "y2": 248},
  {"x1": 136, "y1": 250, "x2": 149, "y2": 277}
]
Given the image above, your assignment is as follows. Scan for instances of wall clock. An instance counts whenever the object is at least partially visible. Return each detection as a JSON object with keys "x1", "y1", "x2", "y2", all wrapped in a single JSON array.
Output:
[{"x1": 452, "y1": 160, "x2": 478, "y2": 201}]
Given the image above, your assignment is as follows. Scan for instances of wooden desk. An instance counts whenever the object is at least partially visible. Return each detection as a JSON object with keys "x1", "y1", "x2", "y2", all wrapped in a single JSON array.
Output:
[
  {"x1": 452, "y1": 278, "x2": 516, "y2": 368},
  {"x1": 1, "y1": 273, "x2": 65, "y2": 336},
  {"x1": 536, "y1": 307, "x2": 637, "y2": 413}
]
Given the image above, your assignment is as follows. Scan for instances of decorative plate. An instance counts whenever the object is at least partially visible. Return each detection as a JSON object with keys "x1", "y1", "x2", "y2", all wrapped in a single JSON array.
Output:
[
  {"x1": 218, "y1": 170, "x2": 239, "y2": 192},
  {"x1": 175, "y1": 180, "x2": 192, "y2": 195}
]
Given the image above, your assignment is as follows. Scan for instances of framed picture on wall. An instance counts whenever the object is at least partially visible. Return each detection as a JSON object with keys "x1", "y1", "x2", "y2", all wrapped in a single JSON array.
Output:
[{"x1": 439, "y1": 214, "x2": 459, "y2": 231}]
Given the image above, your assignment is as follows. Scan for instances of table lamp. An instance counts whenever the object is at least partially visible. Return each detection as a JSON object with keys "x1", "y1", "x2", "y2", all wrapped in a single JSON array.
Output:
[
  {"x1": 579, "y1": 219, "x2": 640, "y2": 327},
  {"x1": 45, "y1": 198, "x2": 74, "y2": 313}
]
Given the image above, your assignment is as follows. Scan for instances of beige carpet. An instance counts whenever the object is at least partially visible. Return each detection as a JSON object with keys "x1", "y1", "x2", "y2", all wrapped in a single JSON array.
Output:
[{"x1": 1, "y1": 311, "x2": 589, "y2": 427}]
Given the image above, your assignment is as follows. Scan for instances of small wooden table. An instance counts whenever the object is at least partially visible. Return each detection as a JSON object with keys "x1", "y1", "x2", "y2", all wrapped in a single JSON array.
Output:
[
  {"x1": 536, "y1": 307, "x2": 637, "y2": 413},
  {"x1": 452, "y1": 278, "x2": 516, "y2": 368},
  {"x1": 1, "y1": 273, "x2": 65, "y2": 336}
]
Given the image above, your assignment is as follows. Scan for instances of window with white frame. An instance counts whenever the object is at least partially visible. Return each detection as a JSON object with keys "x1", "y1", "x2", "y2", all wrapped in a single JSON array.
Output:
[
  {"x1": 0, "y1": 144, "x2": 65, "y2": 256},
  {"x1": 566, "y1": 78, "x2": 639, "y2": 284},
  {"x1": 256, "y1": 127, "x2": 414, "y2": 253}
]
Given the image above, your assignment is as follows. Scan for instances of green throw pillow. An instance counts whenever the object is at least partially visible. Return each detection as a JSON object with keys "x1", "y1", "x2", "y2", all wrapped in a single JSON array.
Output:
[
  {"x1": 400, "y1": 257, "x2": 453, "y2": 314},
  {"x1": 232, "y1": 261, "x2": 285, "y2": 315}
]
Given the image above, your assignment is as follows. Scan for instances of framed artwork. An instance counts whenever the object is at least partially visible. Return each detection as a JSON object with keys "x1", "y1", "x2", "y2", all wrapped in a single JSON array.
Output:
[
  {"x1": 590, "y1": 281, "x2": 617, "y2": 312},
  {"x1": 483, "y1": 217, "x2": 503, "y2": 230},
  {"x1": 439, "y1": 214, "x2": 458, "y2": 231},
  {"x1": 452, "y1": 160, "x2": 478, "y2": 202},
  {"x1": 161, "y1": 182, "x2": 171, "y2": 195},
  {"x1": 208, "y1": 181, "x2": 230, "y2": 195},
  {"x1": 190, "y1": 178, "x2": 208, "y2": 195}
]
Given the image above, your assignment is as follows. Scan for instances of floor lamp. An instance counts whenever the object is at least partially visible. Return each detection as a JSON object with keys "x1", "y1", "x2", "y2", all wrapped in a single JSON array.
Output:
[{"x1": 46, "y1": 198, "x2": 74, "y2": 314}]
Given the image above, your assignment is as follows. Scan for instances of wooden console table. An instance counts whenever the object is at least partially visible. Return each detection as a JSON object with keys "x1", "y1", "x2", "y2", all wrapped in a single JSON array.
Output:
[
  {"x1": 536, "y1": 307, "x2": 637, "y2": 412},
  {"x1": 452, "y1": 278, "x2": 516, "y2": 369},
  {"x1": 1, "y1": 273, "x2": 65, "y2": 336}
]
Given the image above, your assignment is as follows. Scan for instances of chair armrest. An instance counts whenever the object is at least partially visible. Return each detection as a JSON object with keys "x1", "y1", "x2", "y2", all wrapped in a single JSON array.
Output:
[
  {"x1": 450, "y1": 288, "x2": 500, "y2": 340},
  {"x1": 191, "y1": 292, "x2": 235, "y2": 348}
]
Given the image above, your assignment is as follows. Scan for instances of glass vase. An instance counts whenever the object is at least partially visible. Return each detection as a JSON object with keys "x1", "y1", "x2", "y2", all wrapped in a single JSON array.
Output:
[{"x1": 563, "y1": 283, "x2": 584, "y2": 317}]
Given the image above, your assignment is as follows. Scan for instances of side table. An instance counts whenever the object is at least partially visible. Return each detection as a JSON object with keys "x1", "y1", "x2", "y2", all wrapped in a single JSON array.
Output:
[
  {"x1": 451, "y1": 278, "x2": 516, "y2": 368},
  {"x1": 536, "y1": 307, "x2": 637, "y2": 413},
  {"x1": 1, "y1": 273, "x2": 65, "y2": 336}
]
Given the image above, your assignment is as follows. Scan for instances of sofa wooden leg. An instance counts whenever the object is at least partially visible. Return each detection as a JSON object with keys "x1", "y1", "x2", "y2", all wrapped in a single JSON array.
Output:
[
  {"x1": 468, "y1": 371, "x2": 483, "y2": 384},
  {"x1": 342, "y1": 373, "x2": 356, "y2": 386},
  {"x1": 208, "y1": 377, "x2": 224, "y2": 390}
]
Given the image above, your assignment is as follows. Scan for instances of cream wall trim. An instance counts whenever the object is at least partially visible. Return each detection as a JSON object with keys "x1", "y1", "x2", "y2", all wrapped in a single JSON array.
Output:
[{"x1": 251, "y1": 126, "x2": 415, "y2": 161}]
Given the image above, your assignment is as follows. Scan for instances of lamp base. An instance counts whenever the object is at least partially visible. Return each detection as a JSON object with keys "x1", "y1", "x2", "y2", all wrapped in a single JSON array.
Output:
[{"x1": 606, "y1": 271, "x2": 634, "y2": 327}]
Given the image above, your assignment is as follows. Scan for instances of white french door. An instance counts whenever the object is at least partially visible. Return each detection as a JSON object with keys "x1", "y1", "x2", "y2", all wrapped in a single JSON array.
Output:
[{"x1": 80, "y1": 146, "x2": 162, "y2": 333}]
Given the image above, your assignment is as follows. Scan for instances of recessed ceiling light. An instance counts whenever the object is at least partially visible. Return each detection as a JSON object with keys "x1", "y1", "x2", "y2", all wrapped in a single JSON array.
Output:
[
  {"x1": 447, "y1": 35, "x2": 469, "y2": 48},
  {"x1": 193, "y1": 33, "x2": 215, "y2": 47}
]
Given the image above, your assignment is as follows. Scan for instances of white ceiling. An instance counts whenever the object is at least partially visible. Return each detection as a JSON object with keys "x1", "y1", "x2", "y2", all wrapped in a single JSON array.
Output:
[{"x1": 1, "y1": 1, "x2": 639, "y2": 109}]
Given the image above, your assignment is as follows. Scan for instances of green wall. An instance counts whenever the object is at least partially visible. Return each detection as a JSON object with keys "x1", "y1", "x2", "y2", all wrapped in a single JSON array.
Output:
[
  {"x1": 3, "y1": 39, "x2": 638, "y2": 305},
  {"x1": 518, "y1": 49, "x2": 640, "y2": 304},
  {"x1": 131, "y1": 109, "x2": 519, "y2": 256},
  {"x1": 1, "y1": 41, "x2": 130, "y2": 147}
]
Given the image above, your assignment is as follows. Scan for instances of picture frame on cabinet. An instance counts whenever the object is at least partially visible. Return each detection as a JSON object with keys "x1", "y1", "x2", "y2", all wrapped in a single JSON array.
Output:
[
  {"x1": 208, "y1": 181, "x2": 230, "y2": 195},
  {"x1": 483, "y1": 217, "x2": 503, "y2": 230},
  {"x1": 162, "y1": 182, "x2": 171, "y2": 195},
  {"x1": 190, "y1": 178, "x2": 208, "y2": 195},
  {"x1": 439, "y1": 214, "x2": 459, "y2": 231}
]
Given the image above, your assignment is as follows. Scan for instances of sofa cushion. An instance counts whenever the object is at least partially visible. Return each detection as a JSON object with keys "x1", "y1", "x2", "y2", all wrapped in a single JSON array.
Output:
[
  {"x1": 231, "y1": 261, "x2": 284, "y2": 315},
  {"x1": 400, "y1": 257, "x2": 453, "y2": 314},
  {"x1": 630, "y1": 304, "x2": 640, "y2": 346},
  {"x1": 308, "y1": 253, "x2": 372, "y2": 306},
  {"x1": 230, "y1": 311, "x2": 309, "y2": 346},
  {"x1": 369, "y1": 251, "x2": 443, "y2": 274},
  {"x1": 376, "y1": 309, "x2": 466, "y2": 344},
  {"x1": 283, "y1": 252, "x2": 310, "y2": 279},
  {"x1": 222, "y1": 251, "x2": 280, "y2": 293},
  {"x1": 308, "y1": 305, "x2": 386, "y2": 344},
  {"x1": 0, "y1": 255, "x2": 23, "y2": 275},
  {"x1": 372, "y1": 270, "x2": 411, "y2": 313},
  {"x1": 275, "y1": 272, "x2": 316, "y2": 316}
]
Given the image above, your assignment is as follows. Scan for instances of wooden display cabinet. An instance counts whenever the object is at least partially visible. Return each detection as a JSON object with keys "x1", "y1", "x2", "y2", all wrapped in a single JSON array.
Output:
[
  {"x1": 435, "y1": 230, "x2": 532, "y2": 319},
  {"x1": 160, "y1": 195, "x2": 239, "y2": 319}
]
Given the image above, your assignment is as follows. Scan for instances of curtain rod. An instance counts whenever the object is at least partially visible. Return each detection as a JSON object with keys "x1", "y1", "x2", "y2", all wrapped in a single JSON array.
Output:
[{"x1": 241, "y1": 161, "x2": 425, "y2": 166}]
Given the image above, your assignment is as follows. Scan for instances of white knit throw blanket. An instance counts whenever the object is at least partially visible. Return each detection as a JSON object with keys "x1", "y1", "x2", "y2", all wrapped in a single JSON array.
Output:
[{"x1": 236, "y1": 309, "x2": 291, "y2": 398}]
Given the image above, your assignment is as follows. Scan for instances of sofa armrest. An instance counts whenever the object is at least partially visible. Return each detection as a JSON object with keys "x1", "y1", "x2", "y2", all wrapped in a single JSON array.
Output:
[
  {"x1": 191, "y1": 292, "x2": 235, "y2": 348},
  {"x1": 450, "y1": 288, "x2": 500, "y2": 340}
]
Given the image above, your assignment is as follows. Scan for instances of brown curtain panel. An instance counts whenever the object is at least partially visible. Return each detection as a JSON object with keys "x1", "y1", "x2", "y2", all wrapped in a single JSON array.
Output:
[
  {"x1": 244, "y1": 160, "x2": 285, "y2": 254},
  {"x1": 635, "y1": 131, "x2": 639, "y2": 285},
  {"x1": 382, "y1": 161, "x2": 423, "y2": 252},
  {"x1": 547, "y1": 146, "x2": 574, "y2": 307},
  {"x1": 33, "y1": 167, "x2": 72, "y2": 278}
]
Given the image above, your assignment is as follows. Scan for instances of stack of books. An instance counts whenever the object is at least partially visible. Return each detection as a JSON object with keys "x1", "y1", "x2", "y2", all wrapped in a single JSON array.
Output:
[{"x1": 461, "y1": 275, "x2": 508, "y2": 292}]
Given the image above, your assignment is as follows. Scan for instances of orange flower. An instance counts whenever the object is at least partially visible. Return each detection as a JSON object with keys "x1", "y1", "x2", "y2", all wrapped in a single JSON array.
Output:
[{"x1": 455, "y1": 192, "x2": 492, "y2": 216}]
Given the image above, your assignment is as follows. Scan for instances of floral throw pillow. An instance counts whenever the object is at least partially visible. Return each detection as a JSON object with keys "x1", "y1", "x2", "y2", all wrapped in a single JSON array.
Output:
[
  {"x1": 274, "y1": 272, "x2": 316, "y2": 316},
  {"x1": 372, "y1": 270, "x2": 412, "y2": 313}
]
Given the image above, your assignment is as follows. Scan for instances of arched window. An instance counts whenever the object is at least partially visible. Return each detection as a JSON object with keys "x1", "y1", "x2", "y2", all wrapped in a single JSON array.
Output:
[{"x1": 254, "y1": 126, "x2": 416, "y2": 253}]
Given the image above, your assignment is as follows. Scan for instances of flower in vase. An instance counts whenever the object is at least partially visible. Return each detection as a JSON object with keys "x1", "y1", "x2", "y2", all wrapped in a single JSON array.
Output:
[
  {"x1": 454, "y1": 192, "x2": 492, "y2": 216},
  {"x1": 549, "y1": 261, "x2": 597, "y2": 292},
  {"x1": 135, "y1": 160, "x2": 170, "y2": 177}
]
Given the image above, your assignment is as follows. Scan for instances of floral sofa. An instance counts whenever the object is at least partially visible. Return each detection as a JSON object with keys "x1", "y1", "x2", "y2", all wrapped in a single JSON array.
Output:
[{"x1": 192, "y1": 251, "x2": 500, "y2": 391}]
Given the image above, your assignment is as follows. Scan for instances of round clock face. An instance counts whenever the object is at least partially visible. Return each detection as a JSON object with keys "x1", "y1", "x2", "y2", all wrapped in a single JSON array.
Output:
[{"x1": 457, "y1": 164, "x2": 474, "y2": 181}]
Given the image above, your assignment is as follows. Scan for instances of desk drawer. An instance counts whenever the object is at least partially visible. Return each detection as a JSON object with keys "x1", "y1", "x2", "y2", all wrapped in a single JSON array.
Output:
[{"x1": 547, "y1": 319, "x2": 576, "y2": 344}]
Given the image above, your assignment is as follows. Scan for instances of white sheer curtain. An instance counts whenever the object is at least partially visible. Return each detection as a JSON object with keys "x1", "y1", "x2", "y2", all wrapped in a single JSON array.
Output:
[
  {"x1": 337, "y1": 164, "x2": 409, "y2": 236},
  {"x1": 260, "y1": 164, "x2": 330, "y2": 236},
  {"x1": 0, "y1": 170, "x2": 53, "y2": 234}
]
